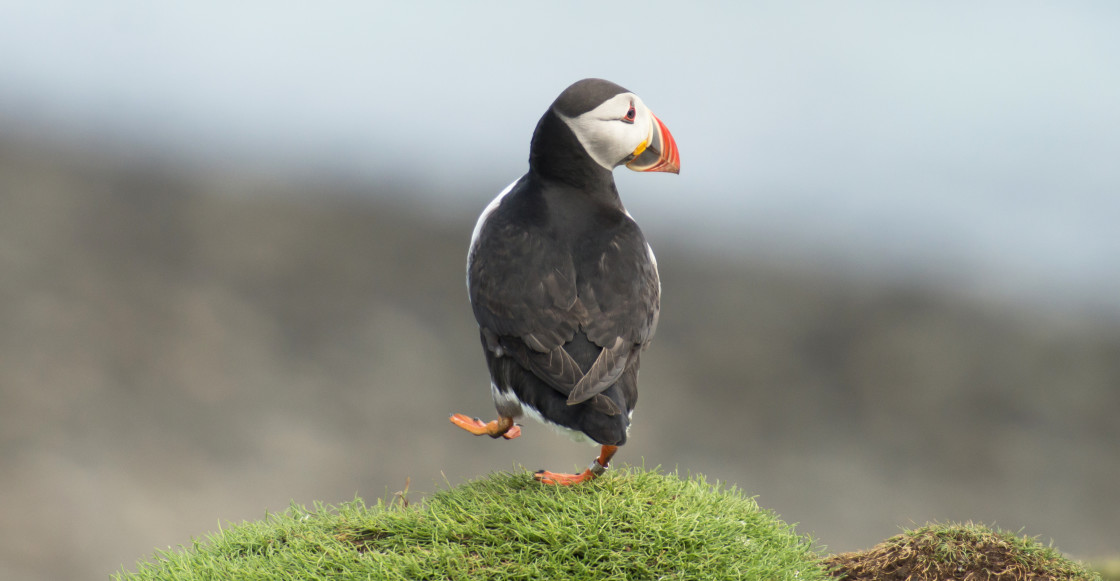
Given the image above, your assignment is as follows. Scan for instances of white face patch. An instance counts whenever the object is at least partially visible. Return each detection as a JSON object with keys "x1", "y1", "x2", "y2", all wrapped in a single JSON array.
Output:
[{"x1": 558, "y1": 92, "x2": 654, "y2": 171}]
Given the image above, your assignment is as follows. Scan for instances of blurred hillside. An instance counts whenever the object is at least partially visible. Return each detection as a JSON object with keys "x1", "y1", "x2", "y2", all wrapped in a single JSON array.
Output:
[{"x1": 1, "y1": 134, "x2": 1117, "y2": 580}]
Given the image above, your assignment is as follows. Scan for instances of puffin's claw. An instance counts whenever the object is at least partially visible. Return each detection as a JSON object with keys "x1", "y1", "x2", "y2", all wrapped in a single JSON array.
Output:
[
  {"x1": 534, "y1": 469, "x2": 597, "y2": 486},
  {"x1": 534, "y1": 445, "x2": 618, "y2": 486},
  {"x1": 449, "y1": 413, "x2": 521, "y2": 439}
]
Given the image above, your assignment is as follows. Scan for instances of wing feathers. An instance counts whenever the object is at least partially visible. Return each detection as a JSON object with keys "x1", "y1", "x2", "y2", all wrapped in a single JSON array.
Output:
[
  {"x1": 498, "y1": 335, "x2": 629, "y2": 417},
  {"x1": 469, "y1": 182, "x2": 658, "y2": 419},
  {"x1": 566, "y1": 336, "x2": 630, "y2": 406},
  {"x1": 524, "y1": 345, "x2": 584, "y2": 395}
]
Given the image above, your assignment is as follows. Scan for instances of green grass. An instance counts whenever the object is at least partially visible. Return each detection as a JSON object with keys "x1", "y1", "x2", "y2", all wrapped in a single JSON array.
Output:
[{"x1": 115, "y1": 467, "x2": 827, "y2": 580}]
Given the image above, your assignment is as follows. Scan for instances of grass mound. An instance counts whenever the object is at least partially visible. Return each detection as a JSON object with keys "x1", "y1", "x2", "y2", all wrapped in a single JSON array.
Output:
[
  {"x1": 116, "y1": 467, "x2": 826, "y2": 580},
  {"x1": 823, "y1": 522, "x2": 1101, "y2": 581}
]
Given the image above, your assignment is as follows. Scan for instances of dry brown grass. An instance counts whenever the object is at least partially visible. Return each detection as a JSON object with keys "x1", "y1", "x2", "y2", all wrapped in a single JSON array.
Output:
[{"x1": 823, "y1": 523, "x2": 1101, "y2": 581}]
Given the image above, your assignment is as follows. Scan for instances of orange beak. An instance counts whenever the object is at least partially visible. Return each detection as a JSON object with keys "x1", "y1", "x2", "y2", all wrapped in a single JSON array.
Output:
[{"x1": 625, "y1": 112, "x2": 680, "y2": 174}]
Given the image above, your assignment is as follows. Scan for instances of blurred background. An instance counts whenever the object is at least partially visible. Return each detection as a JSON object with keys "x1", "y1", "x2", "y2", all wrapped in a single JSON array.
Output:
[{"x1": 1, "y1": 2, "x2": 1118, "y2": 579}]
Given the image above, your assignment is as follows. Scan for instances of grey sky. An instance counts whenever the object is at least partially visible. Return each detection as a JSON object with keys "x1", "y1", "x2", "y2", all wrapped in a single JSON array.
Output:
[{"x1": 2, "y1": 1, "x2": 1119, "y2": 309}]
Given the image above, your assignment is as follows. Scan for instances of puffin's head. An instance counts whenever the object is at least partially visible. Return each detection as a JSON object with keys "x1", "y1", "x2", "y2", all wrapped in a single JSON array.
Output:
[{"x1": 550, "y1": 78, "x2": 680, "y2": 174}]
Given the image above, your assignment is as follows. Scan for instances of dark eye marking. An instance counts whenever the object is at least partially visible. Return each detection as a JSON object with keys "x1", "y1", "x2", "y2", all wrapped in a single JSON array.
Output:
[{"x1": 622, "y1": 103, "x2": 636, "y2": 123}]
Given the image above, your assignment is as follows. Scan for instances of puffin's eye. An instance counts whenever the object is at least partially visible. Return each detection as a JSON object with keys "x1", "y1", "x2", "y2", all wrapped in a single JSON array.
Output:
[{"x1": 622, "y1": 104, "x2": 636, "y2": 123}]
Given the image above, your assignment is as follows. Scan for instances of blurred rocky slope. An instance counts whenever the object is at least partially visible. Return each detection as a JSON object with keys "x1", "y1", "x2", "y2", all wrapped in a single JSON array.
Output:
[{"x1": 1, "y1": 134, "x2": 1117, "y2": 580}]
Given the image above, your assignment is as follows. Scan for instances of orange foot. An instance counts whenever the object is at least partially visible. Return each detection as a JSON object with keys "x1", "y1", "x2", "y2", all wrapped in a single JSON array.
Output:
[
  {"x1": 533, "y1": 469, "x2": 597, "y2": 486},
  {"x1": 449, "y1": 413, "x2": 521, "y2": 439},
  {"x1": 534, "y1": 445, "x2": 618, "y2": 486}
]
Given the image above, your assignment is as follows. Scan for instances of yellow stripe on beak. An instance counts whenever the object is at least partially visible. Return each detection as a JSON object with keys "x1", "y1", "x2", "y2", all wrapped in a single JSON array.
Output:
[{"x1": 631, "y1": 133, "x2": 651, "y2": 159}]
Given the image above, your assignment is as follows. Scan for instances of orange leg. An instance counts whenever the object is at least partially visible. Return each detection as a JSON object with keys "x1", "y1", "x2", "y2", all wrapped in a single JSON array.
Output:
[
  {"x1": 534, "y1": 445, "x2": 619, "y2": 486},
  {"x1": 449, "y1": 413, "x2": 522, "y2": 440}
]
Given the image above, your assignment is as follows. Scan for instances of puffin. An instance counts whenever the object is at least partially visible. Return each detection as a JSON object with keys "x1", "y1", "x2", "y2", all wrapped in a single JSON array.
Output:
[{"x1": 450, "y1": 78, "x2": 680, "y2": 485}]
